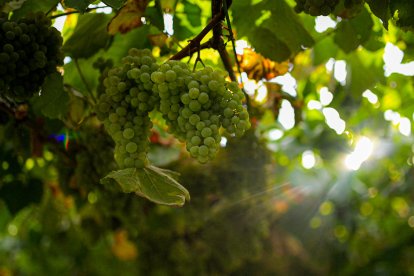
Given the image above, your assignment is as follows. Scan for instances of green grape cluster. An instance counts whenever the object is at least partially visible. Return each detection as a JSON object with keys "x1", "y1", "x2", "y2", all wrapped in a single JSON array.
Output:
[
  {"x1": 294, "y1": 0, "x2": 339, "y2": 16},
  {"x1": 93, "y1": 57, "x2": 114, "y2": 96},
  {"x1": 152, "y1": 61, "x2": 250, "y2": 163},
  {"x1": 0, "y1": 12, "x2": 63, "y2": 101},
  {"x1": 96, "y1": 48, "x2": 250, "y2": 169},
  {"x1": 96, "y1": 48, "x2": 159, "y2": 169}
]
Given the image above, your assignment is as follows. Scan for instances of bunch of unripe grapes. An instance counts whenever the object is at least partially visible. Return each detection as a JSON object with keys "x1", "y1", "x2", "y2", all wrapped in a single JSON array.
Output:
[
  {"x1": 294, "y1": 0, "x2": 340, "y2": 16},
  {"x1": 96, "y1": 48, "x2": 250, "y2": 169},
  {"x1": 96, "y1": 48, "x2": 159, "y2": 169},
  {"x1": 0, "y1": 12, "x2": 63, "y2": 101},
  {"x1": 93, "y1": 57, "x2": 114, "y2": 96},
  {"x1": 152, "y1": 60, "x2": 249, "y2": 164}
]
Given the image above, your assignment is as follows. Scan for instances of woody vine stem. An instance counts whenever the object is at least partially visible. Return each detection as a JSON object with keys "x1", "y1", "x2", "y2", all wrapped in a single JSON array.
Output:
[{"x1": 170, "y1": 0, "x2": 251, "y2": 110}]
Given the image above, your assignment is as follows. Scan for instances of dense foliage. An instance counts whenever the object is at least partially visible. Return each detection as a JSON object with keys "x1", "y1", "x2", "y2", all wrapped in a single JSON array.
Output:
[{"x1": 1, "y1": 0, "x2": 414, "y2": 274}]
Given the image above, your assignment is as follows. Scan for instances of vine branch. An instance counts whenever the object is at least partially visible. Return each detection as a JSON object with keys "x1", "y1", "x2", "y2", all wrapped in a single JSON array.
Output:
[
  {"x1": 169, "y1": 10, "x2": 225, "y2": 60},
  {"x1": 49, "y1": 6, "x2": 109, "y2": 19},
  {"x1": 169, "y1": 0, "x2": 251, "y2": 110}
]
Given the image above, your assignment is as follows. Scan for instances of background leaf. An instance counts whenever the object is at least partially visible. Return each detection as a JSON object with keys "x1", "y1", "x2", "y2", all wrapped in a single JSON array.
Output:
[
  {"x1": 63, "y1": 13, "x2": 112, "y2": 59},
  {"x1": 232, "y1": 0, "x2": 314, "y2": 61},
  {"x1": 11, "y1": 0, "x2": 60, "y2": 19},
  {"x1": 63, "y1": 0, "x2": 93, "y2": 12},
  {"x1": 334, "y1": 7, "x2": 374, "y2": 53},
  {"x1": 103, "y1": 0, "x2": 127, "y2": 10},
  {"x1": 107, "y1": 0, "x2": 149, "y2": 35},
  {"x1": 31, "y1": 73, "x2": 69, "y2": 119}
]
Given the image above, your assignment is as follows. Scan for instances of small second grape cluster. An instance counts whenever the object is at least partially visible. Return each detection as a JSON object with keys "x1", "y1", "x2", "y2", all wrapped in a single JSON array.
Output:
[
  {"x1": 96, "y1": 48, "x2": 250, "y2": 169},
  {"x1": 294, "y1": 0, "x2": 340, "y2": 16},
  {"x1": 0, "y1": 12, "x2": 63, "y2": 101}
]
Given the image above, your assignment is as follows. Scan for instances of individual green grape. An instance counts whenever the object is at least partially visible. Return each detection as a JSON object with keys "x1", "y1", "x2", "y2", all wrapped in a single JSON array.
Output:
[{"x1": 123, "y1": 128, "x2": 135, "y2": 139}]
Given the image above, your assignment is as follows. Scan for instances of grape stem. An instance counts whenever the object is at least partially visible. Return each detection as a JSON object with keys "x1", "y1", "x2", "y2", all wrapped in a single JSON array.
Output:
[
  {"x1": 74, "y1": 59, "x2": 97, "y2": 104},
  {"x1": 169, "y1": 10, "x2": 225, "y2": 60},
  {"x1": 49, "y1": 6, "x2": 109, "y2": 19},
  {"x1": 170, "y1": 0, "x2": 251, "y2": 111}
]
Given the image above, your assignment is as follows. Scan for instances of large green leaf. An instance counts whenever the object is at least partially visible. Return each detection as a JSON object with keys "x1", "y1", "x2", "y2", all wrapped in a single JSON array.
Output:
[
  {"x1": 334, "y1": 7, "x2": 374, "y2": 53},
  {"x1": 106, "y1": 25, "x2": 152, "y2": 62},
  {"x1": 173, "y1": 14, "x2": 194, "y2": 41},
  {"x1": 63, "y1": 58, "x2": 100, "y2": 95},
  {"x1": 103, "y1": 0, "x2": 127, "y2": 9},
  {"x1": 63, "y1": 13, "x2": 112, "y2": 59},
  {"x1": 345, "y1": 50, "x2": 385, "y2": 96},
  {"x1": 145, "y1": 6, "x2": 165, "y2": 31},
  {"x1": 312, "y1": 36, "x2": 338, "y2": 66},
  {"x1": 11, "y1": 0, "x2": 60, "y2": 19},
  {"x1": 31, "y1": 73, "x2": 69, "y2": 119},
  {"x1": 63, "y1": 0, "x2": 93, "y2": 12},
  {"x1": 183, "y1": 0, "x2": 202, "y2": 27},
  {"x1": 101, "y1": 166, "x2": 190, "y2": 207},
  {"x1": 251, "y1": 27, "x2": 291, "y2": 62},
  {"x1": 261, "y1": 0, "x2": 314, "y2": 54},
  {"x1": 232, "y1": 0, "x2": 314, "y2": 62}
]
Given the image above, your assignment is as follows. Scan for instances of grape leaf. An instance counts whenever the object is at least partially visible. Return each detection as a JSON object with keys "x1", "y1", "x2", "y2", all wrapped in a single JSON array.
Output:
[
  {"x1": 103, "y1": 0, "x2": 127, "y2": 9},
  {"x1": 107, "y1": 0, "x2": 149, "y2": 35},
  {"x1": 101, "y1": 166, "x2": 190, "y2": 207},
  {"x1": 345, "y1": 50, "x2": 385, "y2": 96},
  {"x1": 63, "y1": 59, "x2": 99, "y2": 95},
  {"x1": 106, "y1": 25, "x2": 152, "y2": 61},
  {"x1": 232, "y1": 0, "x2": 314, "y2": 62},
  {"x1": 250, "y1": 27, "x2": 291, "y2": 62},
  {"x1": 63, "y1": 13, "x2": 112, "y2": 59},
  {"x1": 11, "y1": 0, "x2": 60, "y2": 19},
  {"x1": 145, "y1": 6, "x2": 165, "y2": 31},
  {"x1": 31, "y1": 73, "x2": 69, "y2": 119},
  {"x1": 334, "y1": 7, "x2": 373, "y2": 53},
  {"x1": 173, "y1": 15, "x2": 194, "y2": 40},
  {"x1": 183, "y1": 0, "x2": 202, "y2": 27},
  {"x1": 63, "y1": 0, "x2": 93, "y2": 12},
  {"x1": 312, "y1": 36, "x2": 338, "y2": 66}
]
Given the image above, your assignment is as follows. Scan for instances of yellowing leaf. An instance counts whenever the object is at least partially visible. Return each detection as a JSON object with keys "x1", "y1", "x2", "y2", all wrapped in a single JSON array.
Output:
[
  {"x1": 238, "y1": 48, "x2": 289, "y2": 81},
  {"x1": 107, "y1": 0, "x2": 149, "y2": 35},
  {"x1": 148, "y1": 33, "x2": 168, "y2": 48},
  {"x1": 111, "y1": 230, "x2": 138, "y2": 261}
]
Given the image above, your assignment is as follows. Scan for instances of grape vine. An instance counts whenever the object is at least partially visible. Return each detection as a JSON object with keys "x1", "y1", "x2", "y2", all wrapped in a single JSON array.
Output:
[
  {"x1": 96, "y1": 48, "x2": 250, "y2": 169},
  {"x1": 0, "y1": 12, "x2": 63, "y2": 101}
]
